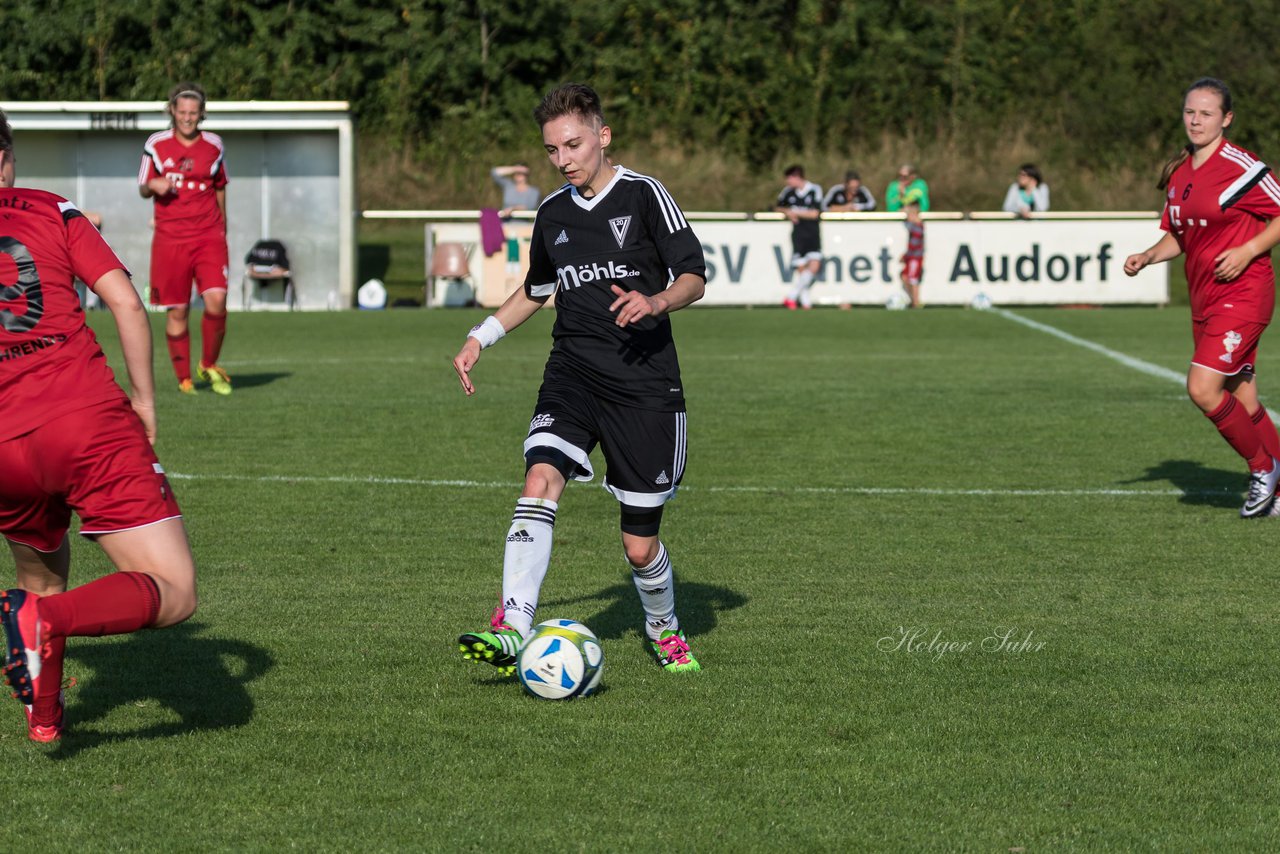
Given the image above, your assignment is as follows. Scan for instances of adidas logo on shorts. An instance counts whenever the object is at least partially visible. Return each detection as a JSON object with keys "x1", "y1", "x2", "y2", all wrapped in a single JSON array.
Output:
[{"x1": 655, "y1": 471, "x2": 670, "y2": 485}]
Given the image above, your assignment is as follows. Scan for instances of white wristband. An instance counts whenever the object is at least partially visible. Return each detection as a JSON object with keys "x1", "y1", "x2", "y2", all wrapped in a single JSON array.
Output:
[{"x1": 467, "y1": 315, "x2": 506, "y2": 349}]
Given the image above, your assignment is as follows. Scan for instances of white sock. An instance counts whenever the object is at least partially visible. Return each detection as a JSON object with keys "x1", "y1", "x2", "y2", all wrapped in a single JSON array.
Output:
[
  {"x1": 789, "y1": 269, "x2": 814, "y2": 305},
  {"x1": 799, "y1": 269, "x2": 816, "y2": 307},
  {"x1": 631, "y1": 542, "x2": 679, "y2": 641},
  {"x1": 502, "y1": 497, "x2": 557, "y2": 638}
]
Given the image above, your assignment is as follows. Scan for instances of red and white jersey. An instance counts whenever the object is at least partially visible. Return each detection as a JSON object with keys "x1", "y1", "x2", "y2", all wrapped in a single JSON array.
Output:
[
  {"x1": 0, "y1": 188, "x2": 131, "y2": 442},
  {"x1": 1160, "y1": 139, "x2": 1280, "y2": 323},
  {"x1": 138, "y1": 129, "x2": 228, "y2": 241}
]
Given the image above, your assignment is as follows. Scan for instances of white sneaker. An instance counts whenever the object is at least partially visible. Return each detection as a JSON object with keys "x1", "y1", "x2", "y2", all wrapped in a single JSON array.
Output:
[{"x1": 1241, "y1": 457, "x2": 1280, "y2": 518}]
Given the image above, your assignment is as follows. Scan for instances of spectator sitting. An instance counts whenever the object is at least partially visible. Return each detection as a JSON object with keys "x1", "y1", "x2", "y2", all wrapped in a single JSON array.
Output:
[
  {"x1": 491, "y1": 163, "x2": 542, "y2": 220},
  {"x1": 1002, "y1": 163, "x2": 1050, "y2": 218},
  {"x1": 885, "y1": 163, "x2": 930, "y2": 212},
  {"x1": 824, "y1": 170, "x2": 876, "y2": 212}
]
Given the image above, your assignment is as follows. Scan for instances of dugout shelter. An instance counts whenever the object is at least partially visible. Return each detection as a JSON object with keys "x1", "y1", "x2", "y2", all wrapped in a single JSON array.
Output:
[{"x1": 1, "y1": 101, "x2": 355, "y2": 310}]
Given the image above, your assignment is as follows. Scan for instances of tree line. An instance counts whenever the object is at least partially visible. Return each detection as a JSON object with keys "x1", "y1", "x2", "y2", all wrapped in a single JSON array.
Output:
[{"x1": 6, "y1": 1, "x2": 1280, "y2": 206}]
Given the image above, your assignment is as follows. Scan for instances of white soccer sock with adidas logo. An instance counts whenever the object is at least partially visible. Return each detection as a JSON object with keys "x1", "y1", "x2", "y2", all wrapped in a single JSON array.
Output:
[
  {"x1": 502, "y1": 497, "x2": 557, "y2": 638},
  {"x1": 631, "y1": 542, "x2": 679, "y2": 641}
]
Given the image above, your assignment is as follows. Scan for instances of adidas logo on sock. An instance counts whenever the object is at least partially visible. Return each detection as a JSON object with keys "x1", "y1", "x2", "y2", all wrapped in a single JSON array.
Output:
[
  {"x1": 655, "y1": 470, "x2": 670, "y2": 485},
  {"x1": 507, "y1": 529, "x2": 535, "y2": 542},
  {"x1": 554, "y1": 229, "x2": 569, "y2": 245}
]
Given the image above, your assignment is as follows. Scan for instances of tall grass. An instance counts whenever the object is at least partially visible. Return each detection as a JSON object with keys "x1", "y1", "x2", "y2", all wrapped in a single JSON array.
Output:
[{"x1": 359, "y1": 123, "x2": 1170, "y2": 213}]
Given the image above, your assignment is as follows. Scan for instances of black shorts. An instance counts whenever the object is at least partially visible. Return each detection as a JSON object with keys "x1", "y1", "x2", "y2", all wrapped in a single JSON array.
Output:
[
  {"x1": 791, "y1": 228, "x2": 822, "y2": 261},
  {"x1": 524, "y1": 379, "x2": 687, "y2": 508}
]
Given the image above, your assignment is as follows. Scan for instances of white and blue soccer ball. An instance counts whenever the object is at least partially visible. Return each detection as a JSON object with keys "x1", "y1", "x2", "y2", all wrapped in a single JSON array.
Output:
[
  {"x1": 517, "y1": 619, "x2": 604, "y2": 700},
  {"x1": 885, "y1": 291, "x2": 909, "y2": 311},
  {"x1": 970, "y1": 291, "x2": 994, "y2": 310}
]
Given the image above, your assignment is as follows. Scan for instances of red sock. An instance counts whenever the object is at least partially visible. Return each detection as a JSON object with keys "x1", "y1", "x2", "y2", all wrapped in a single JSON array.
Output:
[
  {"x1": 166, "y1": 331, "x2": 191, "y2": 382},
  {"x1": 1250, "y1": 405, "x2": 1280, "y2": 461},
  {"x1": 30, "y1": 636, "x2": 65, "y2": 727},
  {"x1": 201, "y1": 311, "x2": 227, "y2": 366},
  {"x1": 1207, "y1": 392, "x2": 1272, "y2": 471},
  {"x1": 38, "y1": 572, "x2": 160, "y2": 641}
]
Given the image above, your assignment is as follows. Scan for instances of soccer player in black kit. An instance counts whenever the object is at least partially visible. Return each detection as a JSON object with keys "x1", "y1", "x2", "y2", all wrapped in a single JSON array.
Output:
[{"x1": 453, "y1": 83, "x2": 706, "y2": 674}]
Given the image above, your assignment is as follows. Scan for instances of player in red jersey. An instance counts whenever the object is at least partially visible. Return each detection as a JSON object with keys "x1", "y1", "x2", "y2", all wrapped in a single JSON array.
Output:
[
  {"x1": 0, "y1": 111, "x2": 198, "y2": 741},
  {"x1": 1125, "y1": 78, "x2": 1280, "y2": 517},
  {"x1": 138, "y1": 82, "x2": 232, "y2": 396}
]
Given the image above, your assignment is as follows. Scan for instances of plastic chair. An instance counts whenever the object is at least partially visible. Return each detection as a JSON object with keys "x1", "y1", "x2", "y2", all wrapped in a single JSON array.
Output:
[
  {"x1": 428, "y1": 241, "x2": 475, "y2": 307},
  {"x1": 242, "y1": 239, "x2": 296, "y2": 310}
]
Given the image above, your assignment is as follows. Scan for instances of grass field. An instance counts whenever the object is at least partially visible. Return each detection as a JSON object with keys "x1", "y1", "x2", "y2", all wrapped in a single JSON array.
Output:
[{"x1": 7, "y1": 303, "x2": 1280, "y2": 849}]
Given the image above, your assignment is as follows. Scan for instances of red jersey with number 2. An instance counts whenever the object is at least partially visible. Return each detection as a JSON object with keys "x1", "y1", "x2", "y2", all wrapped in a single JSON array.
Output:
[
  {"x1": 1160, "y1": 139, "x2": 1280, "y2": 323},
  {"x1": 0, "y1": 188, "x2": 130, "y2": 442},
  {"x1": 138, "y1": 129, "x2": 228, "y2": 241}
]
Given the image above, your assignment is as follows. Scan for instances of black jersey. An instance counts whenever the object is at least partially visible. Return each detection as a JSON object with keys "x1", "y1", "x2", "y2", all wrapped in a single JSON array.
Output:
[
  {"x1": 524, "y1": 166, "x2": 706, "y2": 411},
  {"x1": 776, "y1": 181, "x2": 824, "y2": 244},
  {"x1": 823, "y1": 184, "x2": 877, "y2": 211}
]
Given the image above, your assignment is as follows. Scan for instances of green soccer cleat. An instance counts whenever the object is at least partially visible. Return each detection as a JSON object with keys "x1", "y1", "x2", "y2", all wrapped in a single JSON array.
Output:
[
  {"x1": 178, "y1": 378, "x2": 197, "y2": 395},
  {"x1": 197, "y1": 362, "x2": 232, "y2": 396},
  {"x1": 649, "y1": 629, "x2": 701, "y2": 673},
  {"x1": 458, "y1": 608, "x2": 523, "y2": 677}
]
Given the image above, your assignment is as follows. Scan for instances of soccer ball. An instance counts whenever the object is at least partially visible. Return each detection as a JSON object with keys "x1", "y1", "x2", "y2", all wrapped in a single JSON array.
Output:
[
  {"x1": 970, "y1": 291, "x2": 994, "y2": 310},
  {"x1": 517, "y1": 619, "x2": 604, "y2": 700},
  {"x1": 885, "y1": 291, "x2": 909, "y2": 311}
]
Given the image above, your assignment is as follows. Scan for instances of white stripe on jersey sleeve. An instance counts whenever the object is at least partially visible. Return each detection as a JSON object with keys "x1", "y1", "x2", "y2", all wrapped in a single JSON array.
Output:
[
  {"x1": 537, "y1": 183, "x2": 574, "y2": 209},
  {"x1": 528, "y1": 280, "x2": 556, "y2": 298},
  {"x1": 1218, "y1": 143, "x2": 1280, "y2": 207},
  {"x1": 1219, "y1": 142, "x2": 1255, "y2": 171},
  {"x1": 1217, "y1": 159, "x2": 1268, "y2": 209},
  {"x1": 523, "y1": 184, "x2": 573, "y2": 299},
  {"x1": 620, "y1": 170, "x2": 688, "y2": 233},
  {"x1": 203, "y1": 131, "x2": 227, "y2": 177},
  {"x1": 57, "y1": 200, "x2": 79, "y2": 214},
  {"x1": 140, "y1": 130, "x2": 171, "y2": 184},
  {"x1": 1261, "y1": 173, "x2": 1280, "y2": 207}
]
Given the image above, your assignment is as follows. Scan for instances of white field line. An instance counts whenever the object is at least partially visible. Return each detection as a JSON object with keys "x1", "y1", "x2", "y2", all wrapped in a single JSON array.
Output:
[
  {"x1": 200, "y1": 311, "x2": 1210, "y2": 499},
  {"x1": 991, "y1": 308, "x2": 1186, "y2": 385},
  {"x1": 165, "y1": 471, "x2": 1227, "y2": 498}
]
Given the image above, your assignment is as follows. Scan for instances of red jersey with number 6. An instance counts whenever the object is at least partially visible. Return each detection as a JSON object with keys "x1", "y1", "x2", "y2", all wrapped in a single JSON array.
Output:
[
  {"x1": 138, "y1": 129, "x2": 228, "y2": 241},
  {"x1": 1160, "y1": 139, "x2": 1280, "y2": 323},
  {"x1": 0, "y1": 188, "x2": 130, "y2": 442}
]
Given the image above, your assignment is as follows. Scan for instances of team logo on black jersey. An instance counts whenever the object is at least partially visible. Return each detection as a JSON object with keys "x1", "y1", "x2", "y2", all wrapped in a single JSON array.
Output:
[
  {"x1": 554, "y1": 229, "x2": 569, "y2": 245},
  {"x1": 609, "y1": 216, "x2": 632, "y2": 248}
]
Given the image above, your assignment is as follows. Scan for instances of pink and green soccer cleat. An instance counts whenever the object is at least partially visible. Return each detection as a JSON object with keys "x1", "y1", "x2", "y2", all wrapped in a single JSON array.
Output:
[
  {"x1": 649, "y1": 629, "x2": 701, "y2": 673},
  {"x1": 458, "y1": 606, "x2": 523, "y2": 677}
]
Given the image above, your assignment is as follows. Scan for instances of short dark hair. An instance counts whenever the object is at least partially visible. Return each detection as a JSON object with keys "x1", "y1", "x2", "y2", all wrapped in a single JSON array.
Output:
[
  {"x1": 534, "y1": 83, "x2": 605, "y2": 129},
  {"x1": 0, "y1": 109, "x2": 12, "y2": 154},
  {"x1": 844, "y1": 170, "x2": 861, "y2": 183},
  {"x1": 1018, "y1": 163, "x2": 1043, "y2": 184},
  {"x1": 784, "y1": 164, "x2": 805, "y2": 178}
]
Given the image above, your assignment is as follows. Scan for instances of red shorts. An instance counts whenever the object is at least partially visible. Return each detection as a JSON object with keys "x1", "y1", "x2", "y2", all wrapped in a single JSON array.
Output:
[
  {"x1": 0, "y1": 400, "x2": 182, "y2": 552},
  {"x1": 901, "y1": 256, "x2": 923, "y2": 285},
  {"x1": 150, "y1": 235, "x2": 229, "y2": 307},
  {"x1": 1191, "y1": 315, "x2": 1267, "y2": 376}
]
